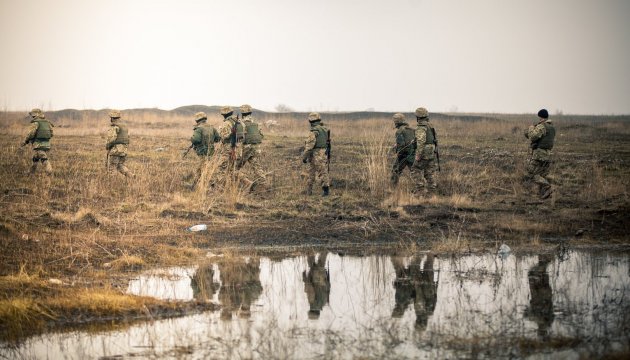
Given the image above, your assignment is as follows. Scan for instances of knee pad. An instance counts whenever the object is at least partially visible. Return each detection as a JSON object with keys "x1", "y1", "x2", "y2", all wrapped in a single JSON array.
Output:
[
  {"x1": 32, "y1": 157, "x2": 39, "y2": 163},
  {"x1": 40, "y1": 159, "x2": 48, "y2": 163}
]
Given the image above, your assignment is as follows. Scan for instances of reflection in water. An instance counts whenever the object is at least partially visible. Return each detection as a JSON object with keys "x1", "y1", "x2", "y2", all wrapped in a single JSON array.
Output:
[
  {"x1": 190, "y1": 264, "x2": 218, "y2": 301},
  {"x1": 303, "y1": 252, "x2": 330, "y2": 319},
  {"x1": 217, "y1": 257, "x2": 263, "y2": 319},
  {"x1": 391, "y1": 254, "x2": 438, "y2": 330},
  {"x1": 3, "y1": 251, "x2": 629, "y2": 359},
  {"x1": 525, "y1": 254, "x2": 554, "y2": 339}
]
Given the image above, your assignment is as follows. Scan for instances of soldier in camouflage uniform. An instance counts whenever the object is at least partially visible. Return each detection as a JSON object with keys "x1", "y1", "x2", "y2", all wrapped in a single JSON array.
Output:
[
  {"x1": 105, "y1": 110, "x2": 133, "y2": 177},
  {"x1": 413, "y1": 107, "x2": 438, "y2": 192},
  {"x1": 302, "y1": 112, "x2": 330, "y2": 196},
  {"x1": 21, "y1": 108, "x2": 54, "y2": 175},
  {"x1": 524, "y1": 109, "x2": 555, "y2": 199},
  {"x1": 303, "y1": 252, "x2": 330, "y2": 319},
  {"x1": 217, "y1": 106, "x2": 244, "y2": 173},
  {"x1": 391, "y1": 113, "x2": 421, "y2": 190},
  {"x1": 189, "y1": 111, "x2": 220, "y2": 189},
  {"x1": 237, "y1": 104, "x2": 267, "y2": 189}
]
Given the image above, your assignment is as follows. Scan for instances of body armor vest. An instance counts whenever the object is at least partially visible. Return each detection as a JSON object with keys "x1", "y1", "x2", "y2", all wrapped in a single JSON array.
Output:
[
  {"x1": 533, "y1": 122, "x2": 555, "y2": 150},
  {"x1": 33, "y1": 119, "x2": 52, "y2": 140},
  {"x1": 396, "y1": 125, "x2": 416, "y2": 154},
  {"x1": 243, "y1": 121, "x2": 262, "y2": 144},
  {"x1": 418, "y1": 123, "x2": 436, "y2": 145},
  {"x1": 311, "y1": 124, "x2": 328, "y2": 149},
  {"x1": 112, "y1": 123, "x2": 129, "y2": 145}
]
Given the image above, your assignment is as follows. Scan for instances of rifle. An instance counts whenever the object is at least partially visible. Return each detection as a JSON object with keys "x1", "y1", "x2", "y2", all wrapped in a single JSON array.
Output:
[
  {"x1": 230, "y1": 120, "x2": 237, "y2": 162},
  {"x1": 182, "y1": 144, "x2": 193, "y2": 159},
  {"x1": 325, "y1": 129, "x2": 331, "y2": 173},
  {"x1": 106, "y1": 149, "x2": 111, "y2": 173},
  {"x1": 431, "y1": 127, "x2": 440, "y2": 172}
]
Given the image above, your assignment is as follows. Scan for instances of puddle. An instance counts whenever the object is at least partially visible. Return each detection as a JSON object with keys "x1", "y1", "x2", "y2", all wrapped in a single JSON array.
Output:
[{"x1": 2, "y1": 250, "x2": 629, "y2": 359}]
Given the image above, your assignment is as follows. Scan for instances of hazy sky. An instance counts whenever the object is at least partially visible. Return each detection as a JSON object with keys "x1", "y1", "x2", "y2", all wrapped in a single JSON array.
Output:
[{"x1": 1, "y1": 0, "x2": 628, "y2": 114}]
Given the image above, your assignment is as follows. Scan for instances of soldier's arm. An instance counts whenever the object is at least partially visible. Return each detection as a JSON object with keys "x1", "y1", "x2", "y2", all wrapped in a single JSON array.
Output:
[
  {"x1": 22, "y1": 123, "x2": 38, "y2": 145},
  {"x1": 302, "y1": 131, "x2": 317, "y2": 160},
  {"x1": 105, "y1": 126, "x2": 118, "y2": 149},
  {"x1": 213, "y1": 128, "x2": 221, "y2": 142},
  {"x1": 526, "y1": 123, "x2": 546, "y2": 142},
  {"x1": 218, "y1": 122, "x2": 232, "y2": 142},
  {"x1": 190, "y1": 127, "x2": 202, "y2": 145},
  {"x1": 49, "y1": 122, "x2": 54, "y2": 138}
]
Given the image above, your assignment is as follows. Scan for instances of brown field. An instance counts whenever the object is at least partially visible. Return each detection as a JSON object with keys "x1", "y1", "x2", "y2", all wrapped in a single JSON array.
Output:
[{"x1": 1, "y1": 109, "x2": 629, "y2": 340}]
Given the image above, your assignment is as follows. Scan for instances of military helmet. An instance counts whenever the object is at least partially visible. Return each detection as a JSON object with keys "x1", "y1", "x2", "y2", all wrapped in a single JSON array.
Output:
[
  {"x1": 415, "y1": 107, "x2": 429, "y2": 118},
  {"x1": 29, "y1": 108, "x2": 42, "y2": 117},
  {"x1": 308, "y1": 112, "x2": 321, "y2": 122},
  {"x1": 194, "y1": 111, "x2": 207, "y2": 122},
  {"x1": 220, "y1": 106, "x2": 233, "y2": 115},
  {"x1": 239, "y1": 104, "x2": 252, "y2": 114},
  {"x1": 392, "y1": 113, "x2": 406, "y2": 125},
  {"x1": 109, "y1": 110, "x2": 121, "y2": 119}
]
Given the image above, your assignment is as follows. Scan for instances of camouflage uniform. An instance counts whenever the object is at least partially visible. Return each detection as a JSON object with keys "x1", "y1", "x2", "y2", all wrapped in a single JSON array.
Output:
[
  {"x1": 302, "y1": 113, "x2": 330, "y2": 196},
  {"x1": 22, "y1": 109, "x2": 53, "y2": 175},
  {"x1": 217, "y1": 106, "x2": 244, "y2": 174},
  {"x1": 105, "y1": 110, "x2": 133, "y2": 177},
  {"x1": 390, "y1": 113, "x2": 422, "y2": 190},
  {"x1": 189, "y1": 112, "x2": 220, "y2": 189},
  {"x1": 524, "y1": 109, "x2": 555, "y2": 199},
  {"x1": 413, "y1": 107, "x2": 438, "y2": 191},
  {"x1": 237, "y1": 104, "x2": 267, "y2": 188},
  {"x1": 217, "y1": 257, "x2": 262, "y2": 319}
]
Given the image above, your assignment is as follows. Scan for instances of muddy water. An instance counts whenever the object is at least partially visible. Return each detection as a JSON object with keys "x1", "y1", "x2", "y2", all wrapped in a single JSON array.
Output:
[{"x1": 3, "y1": 250, "x2": 629, "y2": 359}]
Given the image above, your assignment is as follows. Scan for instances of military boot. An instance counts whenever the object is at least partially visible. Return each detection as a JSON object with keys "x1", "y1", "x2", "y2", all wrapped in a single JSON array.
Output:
[{"x1": 322, "y1": 186, "x2": 330, "y2": 196}]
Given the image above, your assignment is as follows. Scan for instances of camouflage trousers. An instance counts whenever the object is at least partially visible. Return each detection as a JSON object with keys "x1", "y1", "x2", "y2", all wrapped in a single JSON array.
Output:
[
  {"x1": 30, "y1": 149, "x2": 52, "y2": 175},
  {"x1": 414, "y1": 158, "x2": 438, "y2": 190},
  {"x1": 109, "y1": 154, "x2": 132, "y2": 177},
  {"x1": 237, "y1": 144, "x2": 267, "y2": 186},
  {"x1": 525, "y1": 159, "x2": 552, "y2": 197},
  {"x1": 391, "y1": 154, "x2": 421, "y2": 189},
  {"x1": 306, "y1": 149, "x2": 330, "y2": 191}
]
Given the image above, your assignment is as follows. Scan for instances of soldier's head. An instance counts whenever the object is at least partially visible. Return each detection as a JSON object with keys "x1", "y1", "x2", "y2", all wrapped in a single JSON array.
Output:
[
  {"x1": 392, "y1": 113, "x2": 406, "y2": 127},
  {"x1": 109, "y1": 110, "x2": 121, "y2": 122},
  {"x1": 415, "y1": 107, "x2": 429, "y2": 121},
  {"x1": 194, "y1": 111, "x2": 207, "y2": 123},
  {"x1": 29, "y1": 108, "x2": 42, "y2": 119},
  {"x1": 308, "y1": 112, "x2": 321, "y2": 124},
  {"x1": 537, "y1": 109, "x2": 549, "y2": 120},
  {"x1": 220, "y1": 106, "x2": 233, "y2": 119},
  {"x1": 239, "y1": 104, "x2": 252, "y2": 116}
]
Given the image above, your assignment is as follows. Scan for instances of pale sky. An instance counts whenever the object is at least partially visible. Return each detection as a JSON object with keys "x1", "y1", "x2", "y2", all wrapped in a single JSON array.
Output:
[{"x1": 1, "y1": 0, "x2": 628, "y2": 114}]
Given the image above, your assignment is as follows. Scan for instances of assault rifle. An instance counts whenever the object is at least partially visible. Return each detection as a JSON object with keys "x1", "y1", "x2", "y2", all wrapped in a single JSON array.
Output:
[
  {"x1": 106, "y1": 149, "x2": 110, "y2": 173},
  {"x1": 230, "y1": 120, "x2": 238, "y2": 162},
  {"x1": 182, "y1": 144, "x2": 193, "y2": 159},
  {"x1": 432, "y1": 127, "x2": 440, "y2": 172},
  {"x1": 325, "y1": 129, "x2": 331, "y2": 173}
]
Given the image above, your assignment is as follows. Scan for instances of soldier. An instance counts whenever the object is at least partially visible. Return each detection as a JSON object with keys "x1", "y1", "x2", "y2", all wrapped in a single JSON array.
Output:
[
  {"x1": 217, "y1": 106, "x2": 244, "y2": 172},
  {"x1": 524, "y1": 109, "x2": 555, "y2": 199},
  {"x1": 237, "y1": 104, "x2": 267, "y2": 189},
  {"x1": 105, "y1": 110, "x2": 133, "y2": 177},
  {"x1": 21, "y1": 108, "x2": 53, "y2": 175},
  {"x1": 303, "y1": 252, "x2": 330, "y2": 319},
  {"x1": 189, "y1": 111, "x2": 220, "y2": 189},
  {"x1": 390, "y1": 113, "x2": 420, "y2": 190},
  {"x1": 413, "y1": 107, "x2": 438, "y2": 192},
  {"x1": 302, "y1": 112, "x2": 330, "y2": 196}
]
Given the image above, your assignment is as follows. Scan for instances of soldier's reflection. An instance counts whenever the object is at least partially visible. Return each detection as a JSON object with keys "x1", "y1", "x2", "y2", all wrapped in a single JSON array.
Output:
[
  {"x1": 190, "y1": 264, "x2": 218, "y2": 301},
  {"x1": 525, "y1": 254, "x2": 554, "y2": 338},
  {"x1": 303, "y1": 252, "x2": 330, "y2": 319},
  {"x1": 217, "y1": 257, "x2": 263, "y2": 319},
  {"x1": 392, "y1": 254, "x2": 438, "y2": 331}
]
